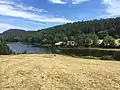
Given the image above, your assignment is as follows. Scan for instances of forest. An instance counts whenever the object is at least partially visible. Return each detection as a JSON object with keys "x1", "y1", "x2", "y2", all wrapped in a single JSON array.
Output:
[{"x1": 1, "y1": 17, "x2": 120, "y2": 48}]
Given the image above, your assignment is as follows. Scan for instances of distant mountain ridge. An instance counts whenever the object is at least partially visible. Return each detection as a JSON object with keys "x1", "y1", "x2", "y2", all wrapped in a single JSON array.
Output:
[
  {"x1": 2, "y1": 29, "x2": 26, "y2": 35},
  {"x1": 1, "y1": 29, "x2": 37, "y2": 42},
  {"x1": 2, "y1": 29, "x2": 31, "y2": 38}
]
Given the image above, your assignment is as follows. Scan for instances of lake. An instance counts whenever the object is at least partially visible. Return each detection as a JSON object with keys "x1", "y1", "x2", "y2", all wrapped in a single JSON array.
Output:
[
  {"x1": 7, "y1": 42, "x2": 120, "y2": 60},
  {"x1": 7, "y1": 42, "x2": 57, "y2": 54}
]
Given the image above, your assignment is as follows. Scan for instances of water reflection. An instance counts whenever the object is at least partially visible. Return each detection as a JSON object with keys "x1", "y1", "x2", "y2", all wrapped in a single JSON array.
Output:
[{"x1": 7, "y1": 42, "x2": 53, "y2": 54}]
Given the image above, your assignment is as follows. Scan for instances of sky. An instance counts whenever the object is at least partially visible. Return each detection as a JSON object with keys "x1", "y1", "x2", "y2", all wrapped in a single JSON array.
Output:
[{"x1": 0, "y1": 0, "x2": 120, "y2": 33}]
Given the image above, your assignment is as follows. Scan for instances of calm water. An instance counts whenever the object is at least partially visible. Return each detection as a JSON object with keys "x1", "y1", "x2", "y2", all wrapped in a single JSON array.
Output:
[
  {"x1": 7, "y1": 42, "x2": 120, "y2": 60},
  {"x1": 7, "y1": 42, "x2": 55, "y2": 54}
]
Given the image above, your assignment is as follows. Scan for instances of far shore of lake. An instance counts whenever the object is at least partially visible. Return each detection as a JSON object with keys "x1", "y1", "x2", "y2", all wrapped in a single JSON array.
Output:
[
  {"x1": 7, "y1": 42, "x2": 120, "y2": 51},
  {"x1": 59, "y1": 47, "x2": 120, "y2": 51}
]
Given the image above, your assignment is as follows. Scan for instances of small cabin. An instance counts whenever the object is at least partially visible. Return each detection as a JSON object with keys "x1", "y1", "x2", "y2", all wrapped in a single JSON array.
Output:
[{"x1": 54, "y1": 41, "x2": 64, "y2": 46}]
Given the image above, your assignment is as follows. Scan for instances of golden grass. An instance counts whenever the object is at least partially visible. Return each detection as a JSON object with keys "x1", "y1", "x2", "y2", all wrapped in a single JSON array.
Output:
[{"x1": 0, "y1": 54, "x2": 120, "y2": 90}]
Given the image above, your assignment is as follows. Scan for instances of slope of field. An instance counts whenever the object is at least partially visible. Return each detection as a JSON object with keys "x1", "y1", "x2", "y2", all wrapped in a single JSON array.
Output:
[{"x1": 0, "y1": 54, "x2": 120, "y2": 90}]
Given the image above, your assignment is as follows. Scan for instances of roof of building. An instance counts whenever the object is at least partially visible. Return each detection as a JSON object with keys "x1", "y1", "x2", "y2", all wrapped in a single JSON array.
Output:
[{"x1": 54, "y1": 42, "x2": 63, "y2": 46}]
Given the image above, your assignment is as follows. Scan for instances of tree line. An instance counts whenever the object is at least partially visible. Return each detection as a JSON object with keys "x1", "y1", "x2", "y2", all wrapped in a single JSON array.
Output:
[{"x1": 1, "y1": 17, "x2": 120, "y2": 48}]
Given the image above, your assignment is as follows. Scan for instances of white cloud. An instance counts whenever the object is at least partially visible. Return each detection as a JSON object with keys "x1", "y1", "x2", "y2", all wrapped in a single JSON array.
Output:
[
  {"x1": 0, "y1": 0, "x2": 14, "y2": 4},
  {"x1": 102, "y1": 0, "x2": 120, "y2": 18},
  {"x1": 48, "y1": 0, "x2": 66, "y2": 4},
  {"x1": 15, "y1": 4, "x2": 47, "y2": 13},
  {"x1": 48, "y1": 0, "x2": 89, "y2": 4},
  {"x1": 0, "y1": 0, "x2": 72, "y2": 23},
  {"x1": 0, "y1": 23, "x2": 26, "y2": 33},
  {"x1": 72, "y1": 0, "x2": 89, "y2": 4},
  {"x1": 0, "y1": 0, "x2": 47, "y2": 13}
]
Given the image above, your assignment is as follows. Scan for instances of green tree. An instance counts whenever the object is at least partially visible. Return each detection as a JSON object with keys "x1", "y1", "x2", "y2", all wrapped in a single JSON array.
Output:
[
  {"x1": 102, "y1": 35, "x2": 115, "y2": 47},
  {"x1": 63, "y1": 36, "x2": 68, "y2": 43},
  {"x1": 76, "y1": 34, "x2": 86, "y2": 47},
  {"x1": 84, "y1": 37, "x2": 93, "y2": 47},
  {"x1": 98, "y1": 30, "x2": 108, "y2": 39},
  {"x1": 70, "y1": 36, "x2": 76, "y2": 41},
  {"x1": 88, "y1": 34, "x2": 99, "y2": 47},
  {"x1": 0, "y1": 38, "x2": 12, "y2": 55}
]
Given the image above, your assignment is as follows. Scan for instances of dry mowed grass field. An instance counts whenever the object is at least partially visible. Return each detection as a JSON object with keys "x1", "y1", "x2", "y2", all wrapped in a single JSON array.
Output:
[{"x1": 0, "y1": 54, "x2": 120, "y2": 90}]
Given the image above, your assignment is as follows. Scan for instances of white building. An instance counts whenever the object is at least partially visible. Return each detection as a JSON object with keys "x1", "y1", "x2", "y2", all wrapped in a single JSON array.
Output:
[{"x1": 54, "y1": 41, "x2": 64, "y2": 46}]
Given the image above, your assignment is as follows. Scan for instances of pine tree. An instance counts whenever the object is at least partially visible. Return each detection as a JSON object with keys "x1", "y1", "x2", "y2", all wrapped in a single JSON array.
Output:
[{"x1": 0, "y1": 38, "x2": 12, "y2": 55}]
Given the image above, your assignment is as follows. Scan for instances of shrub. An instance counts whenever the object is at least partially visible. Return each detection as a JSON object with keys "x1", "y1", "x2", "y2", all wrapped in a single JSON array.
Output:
[
  {"x1": 102, "y1": 35, "x2": 115, "y2": 48},
  {"x1": 0, "y1": 38, "x2": 13, "y2": 55}
]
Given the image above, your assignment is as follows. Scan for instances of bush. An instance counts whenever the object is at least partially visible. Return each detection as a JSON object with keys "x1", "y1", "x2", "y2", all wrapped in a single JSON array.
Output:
[
  {"x1": 0, "y1": 38, "x2": 13, "y2": 55},
  {"x1": 102, "y1": 35, "x2": 115, "y2": 48},
  {"x1": 100, "y1": 55, "x2": 114, "y2": 60}
]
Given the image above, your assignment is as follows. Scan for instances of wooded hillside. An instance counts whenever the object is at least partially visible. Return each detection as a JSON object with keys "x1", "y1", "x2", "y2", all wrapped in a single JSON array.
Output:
[{"x1": 1, "y1": 17, "x2": 120, "y2": 47}]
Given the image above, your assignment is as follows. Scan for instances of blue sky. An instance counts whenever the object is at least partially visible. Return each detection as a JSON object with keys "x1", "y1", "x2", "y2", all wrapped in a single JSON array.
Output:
[{"x1": 0, "y1": 0, "x2": 120, "y2": 32}]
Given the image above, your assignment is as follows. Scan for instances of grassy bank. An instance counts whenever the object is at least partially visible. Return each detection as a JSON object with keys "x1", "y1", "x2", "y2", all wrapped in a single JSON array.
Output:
[
  {"x1": 0, "y1": 54, "x2": 120, "y2": 90},
  {"x1": 59, "y1": 47, "x2": 120, "y2": 51},
  {"x1": 59, "y1": 48, "x2": 120, "y2": 60}
]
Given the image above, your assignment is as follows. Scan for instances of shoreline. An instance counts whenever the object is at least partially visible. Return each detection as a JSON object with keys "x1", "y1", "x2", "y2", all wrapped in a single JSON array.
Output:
[{"x1": 59, "y1": 47, "x2": 120, "y2": 51}]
